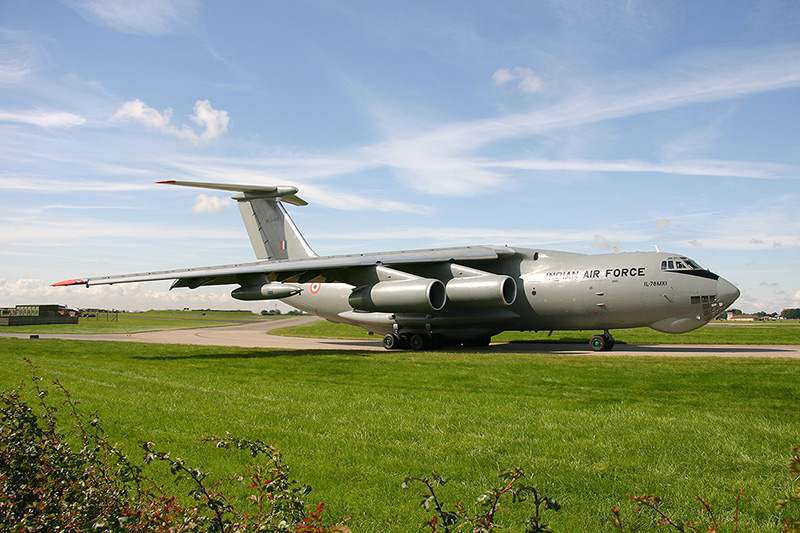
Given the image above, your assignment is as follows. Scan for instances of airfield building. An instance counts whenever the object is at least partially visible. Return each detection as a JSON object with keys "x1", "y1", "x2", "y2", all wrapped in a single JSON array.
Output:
[{"x1": 0, "y1": 305, "x2": 79, "y2": 326}]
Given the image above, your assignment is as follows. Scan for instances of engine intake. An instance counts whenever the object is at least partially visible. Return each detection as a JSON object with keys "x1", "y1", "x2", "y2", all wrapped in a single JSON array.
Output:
[{"x1": 349, "y1": 279, "x2": 446, "y2": 313}]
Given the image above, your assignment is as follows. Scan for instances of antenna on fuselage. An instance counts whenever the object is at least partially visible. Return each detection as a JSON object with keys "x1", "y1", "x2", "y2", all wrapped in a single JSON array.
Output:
[{"x1": 653, "y1": 245, "x2": 661, "y2": 253}]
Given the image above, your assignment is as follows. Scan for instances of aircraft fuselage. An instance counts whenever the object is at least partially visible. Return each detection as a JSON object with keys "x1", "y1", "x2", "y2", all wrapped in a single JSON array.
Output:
[{"x1": 283, "y1": 247, "x2": 740, "y2": 345}]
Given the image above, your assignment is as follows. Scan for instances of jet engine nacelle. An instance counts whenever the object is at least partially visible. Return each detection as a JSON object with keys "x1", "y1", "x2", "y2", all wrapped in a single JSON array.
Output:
[
  {"x1": 349, "y1": 278, "x2": 446, "y2": 313},
  {"x1": 231, "y1": 283, "x2": 302, "y2": 301},
  {"x1": 446, "y1": 275, "x2": 517, "y2": 307}
]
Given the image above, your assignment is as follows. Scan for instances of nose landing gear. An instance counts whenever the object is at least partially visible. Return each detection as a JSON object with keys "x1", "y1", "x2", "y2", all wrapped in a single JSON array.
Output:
[{"x1": 589, "y1": 331, "x2": 615, "y2": 351}]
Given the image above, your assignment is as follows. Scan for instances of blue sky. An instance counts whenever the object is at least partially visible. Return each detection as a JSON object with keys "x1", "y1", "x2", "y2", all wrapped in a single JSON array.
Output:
[{"x1": 2, "y1": 0, "x2": 799, "y2": 314}]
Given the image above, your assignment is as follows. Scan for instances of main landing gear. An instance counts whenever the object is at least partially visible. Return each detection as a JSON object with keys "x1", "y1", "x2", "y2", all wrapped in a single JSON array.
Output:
[
  {"x1": 589, "y1": 330, "x2": 615, "y2": 351},
  {"x1": 382, "y1": 333, "x2": 443, "y2": 351},
  {"x1": 382, "y1": 333, "x2": 491, "y2": 351}
]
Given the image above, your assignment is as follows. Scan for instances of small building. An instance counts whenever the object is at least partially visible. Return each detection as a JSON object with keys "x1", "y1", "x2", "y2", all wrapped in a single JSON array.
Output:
[
  {"x1": 727, "y1": 312, "x2": 761, "y2": 322},
  {"x1": 0, "y1": 305, "x2": 79, "y2": 326}
]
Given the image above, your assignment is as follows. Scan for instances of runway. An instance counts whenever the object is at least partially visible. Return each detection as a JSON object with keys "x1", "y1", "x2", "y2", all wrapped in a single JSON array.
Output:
[{"x1": 1, "y1": 316, "x2": 799, "y2": 357}]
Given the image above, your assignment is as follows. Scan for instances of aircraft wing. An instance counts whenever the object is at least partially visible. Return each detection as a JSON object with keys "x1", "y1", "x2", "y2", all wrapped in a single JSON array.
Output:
[{"x1": 52, "y1": 245, "x2": 515, "y2": 289}]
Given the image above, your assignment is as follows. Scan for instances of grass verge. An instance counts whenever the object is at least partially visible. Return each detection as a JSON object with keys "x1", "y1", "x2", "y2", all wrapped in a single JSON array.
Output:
[{"x1": 1, "y1": 337, "x2": 797, "y2": 531}]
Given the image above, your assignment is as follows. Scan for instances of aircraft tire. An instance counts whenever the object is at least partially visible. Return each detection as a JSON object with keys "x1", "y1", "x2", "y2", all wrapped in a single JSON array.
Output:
[
  {"x1": 409, "y1": 334, "x2": 429, "y2": 351},
  {"x1": 383, "y1": 334, "x2": 401, "y2": 350},
  {"x1": 590, "y1": 334, "x2": 609, "y2": 351}
]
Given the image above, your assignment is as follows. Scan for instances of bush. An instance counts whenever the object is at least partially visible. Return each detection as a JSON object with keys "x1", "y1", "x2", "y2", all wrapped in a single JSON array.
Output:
[{"x1": 0, "y1": 361, "x2": 348, "y2": 532}]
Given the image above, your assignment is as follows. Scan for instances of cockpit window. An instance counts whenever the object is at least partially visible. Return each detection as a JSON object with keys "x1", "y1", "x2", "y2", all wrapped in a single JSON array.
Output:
[
  {"x1": 682, "y1": 257, "x2": 703, "y2": 269},
  {"x1": 661, "y1": 256, "x2": 704, "y2": 271}
]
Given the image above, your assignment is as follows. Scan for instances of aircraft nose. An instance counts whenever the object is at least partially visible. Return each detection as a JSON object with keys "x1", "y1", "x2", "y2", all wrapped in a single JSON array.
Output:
[{"x1": 717, "y1": 276, "x2": 740, "y2": 308}]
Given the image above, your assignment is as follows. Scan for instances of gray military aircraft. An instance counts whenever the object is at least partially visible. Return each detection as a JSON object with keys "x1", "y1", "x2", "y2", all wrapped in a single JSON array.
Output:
[{"x1": 54, "y1": 181, "x2": 740, "y2": 351}]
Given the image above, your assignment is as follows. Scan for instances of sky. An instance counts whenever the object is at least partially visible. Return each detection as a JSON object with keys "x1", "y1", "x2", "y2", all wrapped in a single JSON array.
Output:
[{"x1": 1, "y1": 0, "x2": 799, "y2": 314}]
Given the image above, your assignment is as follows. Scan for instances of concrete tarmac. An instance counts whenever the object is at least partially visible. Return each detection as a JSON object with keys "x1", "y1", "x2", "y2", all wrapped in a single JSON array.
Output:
[{"x1": 1, "y1": 316, "x2": 799, "y2": 357}]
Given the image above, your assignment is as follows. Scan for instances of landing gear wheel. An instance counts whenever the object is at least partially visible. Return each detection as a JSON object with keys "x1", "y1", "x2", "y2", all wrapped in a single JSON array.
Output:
[
  {"x1": 589, "y1": 332, "x2": 615, "y2": 351},
  {"x1": 409, "y1": 334, "x2": 430, "y2": 351},
  {"x1": 382, "y1": 334, "x2": 400, "y2": 350},
  {"x1": 590, "y1": 335, "x2": 607, "y2": 351}
]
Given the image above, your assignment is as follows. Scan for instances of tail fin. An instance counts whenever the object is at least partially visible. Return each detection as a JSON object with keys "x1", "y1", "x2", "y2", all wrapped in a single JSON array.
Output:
[{"x1": 157, "y1": 181, "x2": 317, "y2": 260}]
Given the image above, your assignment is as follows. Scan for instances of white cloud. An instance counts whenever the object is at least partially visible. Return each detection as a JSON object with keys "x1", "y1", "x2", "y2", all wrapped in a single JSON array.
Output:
[
  {"x1": 0, "y1": 29, "x2": 48, "y2": 86},
  {"x1": 188, "y1": 99, "x2": 230, "y2": 142},
  {"x1": 492, "y1": 67, "x2": 545, "y2": 94},
  {"x1": 0, "y1": 176, "x2": 152, "y2": 192},
  {"x1": 192, "y1": 194, "x2": 229, "y2": 214},
  {"x1": 591, "y1": 235, "x2": 620, "y2": 250},
  {"x1": 0, "y1": 110, "x2": 86, "y2": 128},
  {"x1": 69, "y1": 0, "x2": 199, "y2": 36},
  {"x1": 112, "y1": 99, "x2": 229, "y2": 143},
  {"x1": 113, "y1": 99, "x2": 171, "y2": 128},
  {"x1": 350, "y1": 45, "x2": 800, "y2": 196}
]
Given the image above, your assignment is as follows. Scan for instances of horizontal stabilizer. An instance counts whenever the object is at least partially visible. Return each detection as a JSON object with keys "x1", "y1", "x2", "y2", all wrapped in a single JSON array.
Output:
[{"x1": 156, "y1": 180, "x2": 308, "y2": 206}]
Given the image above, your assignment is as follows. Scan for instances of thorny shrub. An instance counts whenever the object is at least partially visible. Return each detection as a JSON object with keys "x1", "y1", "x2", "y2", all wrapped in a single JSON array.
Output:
[
  {"x1": 0, "y1": 360, "x2": 348, "y2": 532},
  {"x1": 403, "y1": 468, "x2": 560, "y2": 532}
]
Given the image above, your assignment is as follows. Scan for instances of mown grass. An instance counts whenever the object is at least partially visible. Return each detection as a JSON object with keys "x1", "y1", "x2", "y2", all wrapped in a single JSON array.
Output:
[
  {"x1": 2, "y1": 310, "x2": 284, "y2": 334},
  {"x1": 1, "y1": 337, "x2": 797, "y2": 531},
  {"x1": 272, "y1": 319, "x2": 800, "y2": 345}
]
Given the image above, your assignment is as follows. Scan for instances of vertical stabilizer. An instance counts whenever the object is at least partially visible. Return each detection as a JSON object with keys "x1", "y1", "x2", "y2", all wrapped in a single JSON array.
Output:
[
  {"x1": 157, "y1": 180, "x2": 317, "y2": 260},
  {"x1": 234, "y1": 192, "x2": 317, "y2": 260}
]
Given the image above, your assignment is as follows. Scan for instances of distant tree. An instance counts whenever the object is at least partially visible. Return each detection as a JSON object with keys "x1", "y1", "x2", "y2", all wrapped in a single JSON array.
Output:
[
  {"x1": 781, "y1": 308, "x2": 800, "y2": 319},
  {"x1": 729, "y1": 309, "x2": 743, "y2": 315}
]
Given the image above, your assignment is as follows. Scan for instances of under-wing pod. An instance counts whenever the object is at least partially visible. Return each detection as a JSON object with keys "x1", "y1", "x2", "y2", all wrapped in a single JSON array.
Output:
[
  {"x1": 348, "y1": 279, "x2": 446, "y2": 313},
  {"x1": 446, "y1": 275, "x2": 516, "y2": 307},
  {"x1": 231, "y1": 283, "x2": 302, "y2": 301}
]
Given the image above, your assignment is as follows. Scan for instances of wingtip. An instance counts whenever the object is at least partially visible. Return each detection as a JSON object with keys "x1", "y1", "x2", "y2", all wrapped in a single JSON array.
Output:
[
  {"x1": 156, "y1": 180, "x2": 176, "y2": 184},
  {"x1": 51, "y1": 279, "x2": 87, "y2": 287}
]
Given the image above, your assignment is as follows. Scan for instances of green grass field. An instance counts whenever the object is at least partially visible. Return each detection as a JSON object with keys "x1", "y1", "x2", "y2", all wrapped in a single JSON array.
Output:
[
  {"x1": 272, "y1": 318, "x2": 800, "y2": 345},
  {"x1": 1, "y1": 336, "x2": 798, "y2": 531},
  {"x1": 2, "y1": 309, "x2": 282, "y2": 334}
]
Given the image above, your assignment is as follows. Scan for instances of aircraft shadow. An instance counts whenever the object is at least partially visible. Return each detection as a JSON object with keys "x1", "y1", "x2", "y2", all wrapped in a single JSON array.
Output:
[{"x1": 131, "y1": 349, "x2": 376, "y2": 360}]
